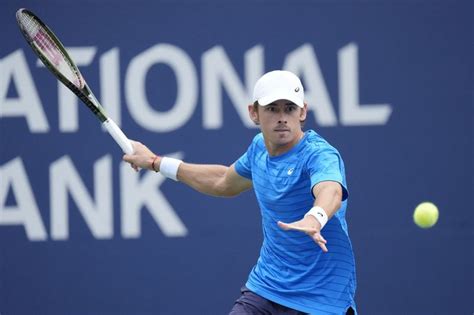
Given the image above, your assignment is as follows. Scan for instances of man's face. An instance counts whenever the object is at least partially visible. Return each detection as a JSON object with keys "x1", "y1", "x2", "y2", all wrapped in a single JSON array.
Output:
[{"x1": 249, "y1": 99, "x2": 307, "y2": 154}]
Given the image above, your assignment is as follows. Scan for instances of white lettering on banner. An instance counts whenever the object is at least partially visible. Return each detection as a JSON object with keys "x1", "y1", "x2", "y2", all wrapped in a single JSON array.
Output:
[
  {"x1": 202, "y1": 45, "x2": 263, "y2": 129},
  {"x1": 120, "y1": 152, "x2": 188, "y2": 238},
  {"x1": 0, "y1": 42, "x2": 392, "y2": 134},
  {"x1": 0, "y1": 50, "x2": 49, "y2": 132},
  {"x1": 125, "y1": 44, "x2": 198, "y2": 132},
  {"x1": 283, "y1": 44, "x2": 338, "y2": 126},
  {"x1": 35, "y1": 47, "x2": 122, "y2": 131},
  {"x1": 50, "y1": 155, "x2": 113, "y2": 240},
  {"x1": 0, "y1": 158, "x2": 47, "y2": 240},
  {"x1": 0, "y1": 155, "x2": 187, "y2": 241},
  {"x1": 339, "y1": 43, "x2": 392, "y2": 125},
  {"x1": 100, "y1": 48, "x2": 121, "y2": 126}
]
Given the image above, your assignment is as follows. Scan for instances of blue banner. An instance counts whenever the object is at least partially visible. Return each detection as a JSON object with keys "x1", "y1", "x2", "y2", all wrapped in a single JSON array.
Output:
[{"x1": 1, "y1": 0, "x2": 472, "y2": 314}]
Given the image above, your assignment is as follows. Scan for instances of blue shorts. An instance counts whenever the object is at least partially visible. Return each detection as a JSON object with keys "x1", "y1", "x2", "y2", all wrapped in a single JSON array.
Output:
[
  {"x1": 229, "y1": 286, "x2": 356, "y2": 315},
  {"x1": 229, "y1": 286, "x2": 307, "y2": 315}
]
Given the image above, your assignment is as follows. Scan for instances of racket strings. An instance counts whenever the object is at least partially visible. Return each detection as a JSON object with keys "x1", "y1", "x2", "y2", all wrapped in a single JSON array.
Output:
[{"x1": 18, "y1": 12, "x2": 84, "y2": 89}]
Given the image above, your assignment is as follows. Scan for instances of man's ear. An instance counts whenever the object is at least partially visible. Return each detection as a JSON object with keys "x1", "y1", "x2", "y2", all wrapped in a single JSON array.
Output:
[
  {"x1": 300, "y1": 103, "x2": 308, "y2": 121},
  {"x1": 248, "y1": 104, "x2": 260, "y2": 125}
]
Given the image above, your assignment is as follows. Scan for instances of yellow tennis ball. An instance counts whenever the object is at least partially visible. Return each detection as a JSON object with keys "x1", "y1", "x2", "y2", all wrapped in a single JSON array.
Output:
[{"x1": 413, "y1": 202, "x2": 439, "y2": 228}]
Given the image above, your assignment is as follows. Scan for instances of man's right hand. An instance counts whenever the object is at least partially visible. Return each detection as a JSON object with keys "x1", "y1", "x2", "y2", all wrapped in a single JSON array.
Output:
[{"x1": 122, "y1": 140, "x2": 159, "y2": 172}]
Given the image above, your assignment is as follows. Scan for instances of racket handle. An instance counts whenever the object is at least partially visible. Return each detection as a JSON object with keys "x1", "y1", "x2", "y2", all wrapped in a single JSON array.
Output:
[{"x1": 102, "y1": 119, "x2": 134, "y2": 154}]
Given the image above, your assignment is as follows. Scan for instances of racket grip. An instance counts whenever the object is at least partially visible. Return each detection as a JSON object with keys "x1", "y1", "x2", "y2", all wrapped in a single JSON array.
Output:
[{"x1": 102, "y1": 119, "x2": 134, "y2": 154}]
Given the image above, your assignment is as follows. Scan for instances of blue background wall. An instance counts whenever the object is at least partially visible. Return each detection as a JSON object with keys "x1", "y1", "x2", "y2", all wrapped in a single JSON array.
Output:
[{"x1": 1, "y1": 0, "x2": 472, "y2": 314}]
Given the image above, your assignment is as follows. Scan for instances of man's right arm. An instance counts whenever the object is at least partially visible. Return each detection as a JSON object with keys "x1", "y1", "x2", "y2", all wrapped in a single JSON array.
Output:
[
  {"x1": 176, "y1": 162, "x2": 252, "y2": 197},
  {"x1": 123, "y1": 140, "x2": 252, "y2": 197}
]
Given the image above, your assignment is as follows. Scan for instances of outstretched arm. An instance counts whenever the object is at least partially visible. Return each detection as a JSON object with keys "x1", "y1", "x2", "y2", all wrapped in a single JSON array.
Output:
[
  {"x1": 177, "y1": 162, "x2": 252, "y2": 197},
  {"x1": 123, "y1": 140, "x2": 252, "y2": 197},
  {"x1": 278, "y1": 181, "x2": 343, "y2": 252}
]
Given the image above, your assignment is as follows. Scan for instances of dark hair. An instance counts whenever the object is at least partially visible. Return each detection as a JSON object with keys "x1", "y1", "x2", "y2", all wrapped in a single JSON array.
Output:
[{"x1": 252, "y1": 101, "x2": 306, "y2": 127}]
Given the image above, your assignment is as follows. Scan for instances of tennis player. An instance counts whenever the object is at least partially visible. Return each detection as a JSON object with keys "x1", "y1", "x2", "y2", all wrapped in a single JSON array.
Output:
[{"x1": 123, "y1": 70, "x2": 357, "y2": 314}]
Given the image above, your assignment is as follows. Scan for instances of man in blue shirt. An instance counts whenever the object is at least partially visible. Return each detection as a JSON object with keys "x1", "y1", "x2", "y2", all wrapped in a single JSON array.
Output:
[{"x1": 123, "y1": 70, "x2": 357, "y2": 314}]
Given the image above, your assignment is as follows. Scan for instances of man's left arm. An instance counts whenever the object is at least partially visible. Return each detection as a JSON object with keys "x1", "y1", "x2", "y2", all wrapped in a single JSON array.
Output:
[
  {"x1": 278, "y1": 181, "x2": 343, "y2": 252},
  {"x1": 311, "y1": 180, "x2": 343, "y2": 220}
]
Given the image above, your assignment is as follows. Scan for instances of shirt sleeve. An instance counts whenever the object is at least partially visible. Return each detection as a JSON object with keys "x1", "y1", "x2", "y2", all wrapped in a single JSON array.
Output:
[
  {"x1": 307, "y1": 143, "x2": 349, "y2": 201},
  {"x1": 234, "y1": 136, "x2": 259, "y2": 180},
  {"x1": 234, "y1": 152, "x2": 252, "y2": 179}
]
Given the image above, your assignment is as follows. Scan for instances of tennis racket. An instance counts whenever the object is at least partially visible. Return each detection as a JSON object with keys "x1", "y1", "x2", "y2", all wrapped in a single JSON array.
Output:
[{"x1": 16, "y1": 8, "x2": 134, "y2": 154}]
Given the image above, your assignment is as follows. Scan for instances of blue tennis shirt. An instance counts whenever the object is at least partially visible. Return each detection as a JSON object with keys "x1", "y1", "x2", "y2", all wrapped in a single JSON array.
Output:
[{"x1": 234, "y1": 130, "x2": 357, "y2": 314}]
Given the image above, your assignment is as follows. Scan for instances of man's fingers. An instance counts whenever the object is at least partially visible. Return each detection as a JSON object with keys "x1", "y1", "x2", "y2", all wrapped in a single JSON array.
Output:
[
  {"x1": 313, "y1": 233, "x2": 327, "y2": 244},
  {"x1": 278, "y1": 221, "x2": 328, "y2": 252},
  {"x1": 278, "y1": 221, "x2": 309, "y2": 232},
  {"x1": 122, "y1": 141, "x2": 141, "y2": 162},
  {"x1": 277, "y1": 221, "x2": 317, "y2": 234},
  {"x1": 277, "y1": 221, "x2": 291, "y2": 230},
  {"x1": 313, "y1": 234, "x2": 328, "y2": 252},
  {"x1": 129, "y1": 163, "x2": 139, "y2": 172},
  {"x1": 123, "y1": 154, "x2": 133, "y2": 163},
  {"x1": 318, "y1": 242, "x2": 328, "y2": 253}
]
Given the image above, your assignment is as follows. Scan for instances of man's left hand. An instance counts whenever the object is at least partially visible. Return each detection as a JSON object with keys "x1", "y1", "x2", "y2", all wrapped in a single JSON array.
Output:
[{"x1": 277, "y1": 216, "x2": 328, "y2": 252}]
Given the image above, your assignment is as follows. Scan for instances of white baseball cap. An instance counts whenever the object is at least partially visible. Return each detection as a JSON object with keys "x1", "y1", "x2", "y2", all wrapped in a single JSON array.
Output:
[{"x1": 252, "y1": 70, "x2": 305, "y2": 107}]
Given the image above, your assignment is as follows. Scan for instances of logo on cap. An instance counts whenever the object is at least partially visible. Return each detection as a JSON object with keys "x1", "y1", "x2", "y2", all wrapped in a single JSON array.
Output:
[{"x1": 295, "y1": 87, "x2": 300, "y2": 92}]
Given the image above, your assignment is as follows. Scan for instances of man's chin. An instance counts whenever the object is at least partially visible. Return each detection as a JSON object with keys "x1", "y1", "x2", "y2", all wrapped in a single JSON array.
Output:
[{"x1": 273, "y1": 136, "x2": 292, "y2": 146}]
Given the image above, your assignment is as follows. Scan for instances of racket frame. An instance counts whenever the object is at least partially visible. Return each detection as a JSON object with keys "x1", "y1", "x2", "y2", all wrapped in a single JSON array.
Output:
[
  {"x1": 16, "y1": 8, "x2": 133, "y2": 154},
  {"x1": 16, "y1": 8, "x2": 108, "y2": 123}
]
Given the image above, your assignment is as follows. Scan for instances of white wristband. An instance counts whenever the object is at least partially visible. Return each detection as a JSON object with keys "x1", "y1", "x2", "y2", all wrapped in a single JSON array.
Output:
[
  {"x1": 305, "y1": 206, "x2": 328, "y2": 229},
  {"x1": 159, "y1": 157, "x2": 182, "y2": 181}
]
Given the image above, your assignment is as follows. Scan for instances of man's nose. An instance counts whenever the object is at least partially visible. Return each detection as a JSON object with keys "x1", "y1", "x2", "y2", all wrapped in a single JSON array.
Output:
[{"x1": 277, "y1": 110, "x2": 288, "y2": 124}]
